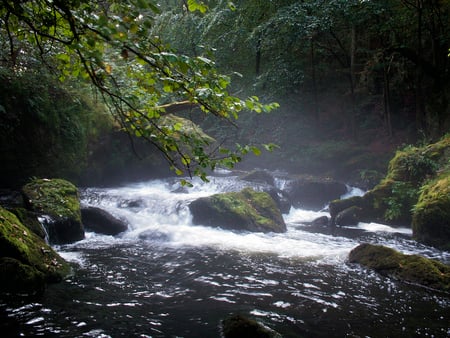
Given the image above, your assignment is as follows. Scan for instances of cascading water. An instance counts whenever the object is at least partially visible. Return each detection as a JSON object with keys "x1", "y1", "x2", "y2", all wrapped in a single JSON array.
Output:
[{"x1": 1, "y1": 173, "x2": 449, "y2": 337}]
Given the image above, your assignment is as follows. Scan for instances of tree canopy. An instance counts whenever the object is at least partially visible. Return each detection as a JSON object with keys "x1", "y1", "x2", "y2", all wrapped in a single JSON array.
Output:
[{"x1": 0, "y1": 0, "x2": 278, "y2": 184}]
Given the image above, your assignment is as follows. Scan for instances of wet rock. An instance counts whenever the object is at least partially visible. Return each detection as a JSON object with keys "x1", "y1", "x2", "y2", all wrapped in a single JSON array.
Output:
[
  {"x1": 138, "y1": 230, "x2": 170, "y2": 242},
  {"x1": 222, "y1": 314, "x2": 280, "y2": 338},
  {"x1": 0, "y1": 207, "x2": 71, "y2": 296},
  {"x1": 240, "y1": 170, "x2": 275, "y2": 186},
  {"x1": 311, "y1": 216, "x2": 329, "y2": 226},
  {"x1": 189, "y1": 187, "x2": 286, "y2": 233},
  {"x1": 284, "y1": 176, "x2": 347, "y2": 210},
  {"x1": 81, "y1": 206, "x2": 128, "y2": 236},
  {"x1": 8, "y1": 208, "x2": 47, "y2": 239},
  {"x1": 265, "y1": 187, "x2": 291, "y2": 214},
  {"x1": 118, "y1": 199, "x2": 145, "y2": 209},
  {"x1": 335, "y1": 206, "x2": 362, "y2": 226},
  {"x1": 349, "y1": 243, "x2": 450, "y2": 292},
  {"x1": 22, "y1": 178, "x2": 84, "y2": 244}
]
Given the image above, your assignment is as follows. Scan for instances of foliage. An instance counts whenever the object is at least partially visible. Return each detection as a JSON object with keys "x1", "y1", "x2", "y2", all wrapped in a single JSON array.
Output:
[
  {"x1": 0, "y1": 0, "x2": 278, "y2": 183},
  {"x1": 383, "y1": 181, "x2": 418, "y2": 221},
  {"x1": 153, "y1": 0, "x2": 450, "y2": 141},
  {"x1": 0, "y1": 69, "x2": 108, "y2": 187}
]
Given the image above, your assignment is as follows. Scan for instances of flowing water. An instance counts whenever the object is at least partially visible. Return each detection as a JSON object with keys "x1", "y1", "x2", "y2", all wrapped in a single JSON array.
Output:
[{"x1": 1, "y1": 172, "x2": 450, "y2": 337}]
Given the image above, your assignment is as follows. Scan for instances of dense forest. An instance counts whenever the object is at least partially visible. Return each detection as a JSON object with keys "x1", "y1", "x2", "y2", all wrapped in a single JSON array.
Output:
[{"x1": 0, "y1": 0, "x2": 449, "y2": 187}]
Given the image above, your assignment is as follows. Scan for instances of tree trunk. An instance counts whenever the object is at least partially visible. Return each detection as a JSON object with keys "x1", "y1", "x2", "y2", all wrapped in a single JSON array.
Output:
[
  {"x1": 310, "y1": 38, "x2": 319, "y2": 123},
  {"x1": 415, "y1": 0, "x2": 426, "y2": 138},
  {"x1": 383, "y1": 56, "x2": 393, "y2": 138},
  {"x1": 349, "y1": 24, "x2": 357, "y2": 139}
]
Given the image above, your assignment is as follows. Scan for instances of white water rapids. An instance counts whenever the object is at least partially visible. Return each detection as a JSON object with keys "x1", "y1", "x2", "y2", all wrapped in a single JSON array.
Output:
[{"x1": 70, "y1": 172, "x2": 444, "y2": 263}]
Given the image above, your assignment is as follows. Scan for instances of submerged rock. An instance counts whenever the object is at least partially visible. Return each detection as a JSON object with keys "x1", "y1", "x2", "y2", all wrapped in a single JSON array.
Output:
[
  {"x1": 221, "y1": 314, "x2": 280, "y2": 338},
  {"x1": 0, "y1": 207, "x2": 71, "y2": 296},
  {"x1": 22, "y1": 178, "x2": 84, "y2": 244},
  {"x1": 311, "y1": 215, "x2": 329, "y2": 227},
  {"x1": 189, "y1": 187, "x2": 286, "y2": 233},
  {"x1": 81, "y1": 206, "x2": 128, "y2": 236},
  {"x1": 349, "y1": 243, "x2": 450, "y2": 292}
]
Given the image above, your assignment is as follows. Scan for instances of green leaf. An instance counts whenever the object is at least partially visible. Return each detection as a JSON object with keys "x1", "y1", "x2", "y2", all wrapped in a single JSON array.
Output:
[
  {"x1": 251, "y1": 146, "x2": 261, "y2": 156},
  {"x1": 187, "y1": 0, "x2": 208, "y2": 13}
]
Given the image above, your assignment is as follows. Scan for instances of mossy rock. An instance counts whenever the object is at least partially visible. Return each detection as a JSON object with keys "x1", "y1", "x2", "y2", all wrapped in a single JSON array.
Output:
[
  {"x1": 0, "y1": 257, "x2": 45, "y2": 296},
  {"x1": 0, "y1": 207, "x2": 71, "y2": 295},
  {"x1": 222, "y1": 314, "x2": 280, "y2": 338},
  {"x1": 412, "y1": 172, "x2": 450, "y2": 250},
  {"x1": 22, "y1": 178, "x2": 84, "y2": 244},
  {"x1": 189, "y1": 188, "x2": 286, "y2": 233},
  {"x1": 349, "y1": 243, "x2": 450, "y2": 292},
  {"x1": 10, "y1": 207, "x2": 47, "y2": 239}
]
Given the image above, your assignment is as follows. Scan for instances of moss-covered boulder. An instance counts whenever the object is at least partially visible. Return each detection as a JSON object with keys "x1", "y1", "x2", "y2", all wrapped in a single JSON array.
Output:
[
  {"x1": 412, "y1": 173, "x2": 450, "y2": 250},
  {"x1": 284, "y1": 176, "x2": 347, "y2": 210},
  {"x1": 0, "y1": 207, "x2": 71, "y2": 295},
  {"x1": 22, "y1": 178, "x2": 84, "y2": 244},
  {"x1": 189, "y1": 188, "x2": 286, "y2": 233},
  {"x1": 349, "y1": 243, "x2": 450, "y2": 292}
]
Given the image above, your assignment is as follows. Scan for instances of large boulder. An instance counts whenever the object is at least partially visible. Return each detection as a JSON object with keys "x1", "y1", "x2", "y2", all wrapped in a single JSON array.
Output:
[
  {"x1": 0, "y1": 207, "x2": 71, "y2": 296},
  {"x1": 189, "y1": 188, "x2": 286, "y2": 233},
  {"x1": 81, "y1": 206, "x2": 128, "y2": 235},
  {"x1": 412, "y1": 173, "x2": 450, "y2": 250},
  {"x1": 284, "y1": 176, "x2": 347, "y2": 210},
  {"x1": 22, "y1": 178, "x2": 84, "y2": 244},
  {"x1": 349, "y1": 243, "x2": 450, "y2": 292}
]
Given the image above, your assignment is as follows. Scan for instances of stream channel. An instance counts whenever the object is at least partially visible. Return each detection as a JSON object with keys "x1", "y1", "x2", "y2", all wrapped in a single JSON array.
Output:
[{"x1": 1, "y1": 171, "x2": 449, "y2": 337}]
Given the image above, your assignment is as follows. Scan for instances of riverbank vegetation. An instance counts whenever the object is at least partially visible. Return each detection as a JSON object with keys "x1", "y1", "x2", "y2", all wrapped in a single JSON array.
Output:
[{"x1": 0, "y1": 0, "x2": 448, "y2": 187}]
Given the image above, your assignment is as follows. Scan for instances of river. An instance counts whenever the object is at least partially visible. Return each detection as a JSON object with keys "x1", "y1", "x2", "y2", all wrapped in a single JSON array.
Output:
[{"x1": 1, "y1": 172, "x2": 449, "y2": 337}]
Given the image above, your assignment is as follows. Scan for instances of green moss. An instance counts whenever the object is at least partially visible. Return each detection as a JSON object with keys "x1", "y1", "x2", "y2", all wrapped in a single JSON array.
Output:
[
  {"x1": 412, "y1": 172, "x2": 450, "y2": 249},
  {"x1": 0, "y1": 257, "x2": 45, "y2": 295},
  {"x1": 22, "y1": 178, "x2": 81, "y2": 223},
  {"x1": 210, "y1": 189, "x2": 278, "y2": 228},
  {"x1": 332, "y1": 135, "x2": 450, "y2": 229},
  {"x1": 10, "y1": 207, "x2": 46, "y2": 239},
  {"x1": 349, "y1": 243, "x2": 450, "y2": 292},
  {"x1": 0, "y1": 207, "x2": 70, "y2": 285},
  {"x1": 222, "y1": 314, "x2": 279, "y2": 338},
  {"x1": 190, "y1": 188, "x2": 286, "y2": 233}
]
